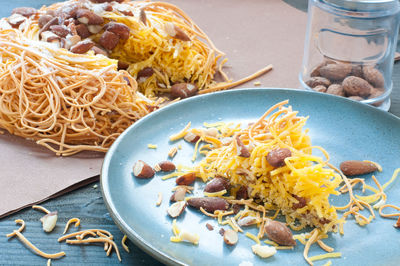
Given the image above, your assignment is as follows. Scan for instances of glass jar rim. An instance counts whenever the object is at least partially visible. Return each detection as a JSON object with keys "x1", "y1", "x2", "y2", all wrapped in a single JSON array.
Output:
[{"x1": 315, "y1": 0, "x2": 400, "y2": 17}]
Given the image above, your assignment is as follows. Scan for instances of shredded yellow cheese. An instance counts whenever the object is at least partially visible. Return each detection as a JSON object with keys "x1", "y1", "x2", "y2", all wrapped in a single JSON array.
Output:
[
  {"x1": 191, "y1": 138, "x2": 202, "y2": 162},
  {"x1": 172, "y1": 219, "x2": 180, "y2": 237},
  {"x1": 156, "y1": 192, "x2": 163, "y2": 206},
  {"x1": 161, "y1": 172, "x2": 185, "y2": 180},
  {"x1": 245, "y1": 232, "x2": 260, "y2": 244},
  {"x1": 309, "y1": 252, "x2": 342, "y2": 262},
  {"x1": 169, "y1": 122, "x2": 191, "y2": 141},
  {"x1": 147, "y1": 144, "x2": 157, "y2": 149},
  {"x1": 293, "y1": 234, "x2": 307, "y2": 245},
  {"x1": 203, "y1": 189, "x2": 227, "y2": 197},
  {"x1": 170, "y1": 219, "x2": 199, "y2": 244}
]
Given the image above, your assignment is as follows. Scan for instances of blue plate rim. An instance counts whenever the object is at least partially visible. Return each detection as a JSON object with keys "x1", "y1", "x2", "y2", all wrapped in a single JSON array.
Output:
[{"x1": 100, "y1": 88, "x2": 400, "y2": 266}]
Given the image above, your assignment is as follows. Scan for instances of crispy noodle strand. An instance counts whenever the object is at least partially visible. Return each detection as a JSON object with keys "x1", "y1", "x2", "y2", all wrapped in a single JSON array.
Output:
[
  {"x1": 59, "y1": 228, "x2": 121, "y2": 261},
  {"x1": 122, "y1": 235, "x2": 130, "y2": 253},
  {"x1": 6, "y1": 219, "x2": 66, "y2": 259},
  {"x1": 32, "y1": 205, "x2": 50, "y2": 214},
  {"x1": 63, "y1": 218, "x2": 81, "y2": 234}
]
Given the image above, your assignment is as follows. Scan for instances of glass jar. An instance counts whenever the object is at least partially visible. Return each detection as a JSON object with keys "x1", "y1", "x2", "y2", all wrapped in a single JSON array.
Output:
[{"x1": 299, "y1": 0, "x2": 400, "y2": 110}]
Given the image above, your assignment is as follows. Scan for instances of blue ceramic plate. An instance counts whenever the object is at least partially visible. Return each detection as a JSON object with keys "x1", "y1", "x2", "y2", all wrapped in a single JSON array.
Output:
[{"x1": 101, "y1": 88, "x2": 400, "y2": 266}]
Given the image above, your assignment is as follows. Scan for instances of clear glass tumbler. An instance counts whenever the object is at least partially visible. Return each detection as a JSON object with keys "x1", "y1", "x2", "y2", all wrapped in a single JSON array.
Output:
[{"x1": 299, "y1": 0, "x2": 400, "y2": 110}]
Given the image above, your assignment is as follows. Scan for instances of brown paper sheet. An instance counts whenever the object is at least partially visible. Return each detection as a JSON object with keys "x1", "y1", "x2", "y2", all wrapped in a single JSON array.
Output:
[
  {"x1": 0, "y1": 0, "x2": 306, "y2": 218},
  {"x1": 0, "y1": 131, "x2": 102, "y2": 218}
]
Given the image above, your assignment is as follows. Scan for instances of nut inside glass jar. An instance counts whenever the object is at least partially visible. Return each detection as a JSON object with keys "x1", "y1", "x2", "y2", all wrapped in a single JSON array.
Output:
[{"x1": 304, "y1": 59, "x2": 388, "y2": 106}]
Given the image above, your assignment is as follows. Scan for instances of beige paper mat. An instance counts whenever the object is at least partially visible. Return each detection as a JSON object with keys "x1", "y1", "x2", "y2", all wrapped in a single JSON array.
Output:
[{"x1": 0, "y1": 0, "x2": 307, "y2": 218}]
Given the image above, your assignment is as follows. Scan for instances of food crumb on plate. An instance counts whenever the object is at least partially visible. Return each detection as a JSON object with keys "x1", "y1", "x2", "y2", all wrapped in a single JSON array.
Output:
[
  {"x1": 147, "y1": 144, "x2": 157, "y2": 149},
  {"x1": 168, "y1": 147, "x2": 178, "y2": 158}
]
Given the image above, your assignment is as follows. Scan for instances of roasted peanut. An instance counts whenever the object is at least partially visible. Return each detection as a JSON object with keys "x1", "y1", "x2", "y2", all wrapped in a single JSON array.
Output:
[
  {"x1": 38, "y1": 15, "x2": 54, "y2": 28},
  {"x1": 76, "y1": 9, "x2": 104, "y2": 25},
  {"x1": 63, "y1": 35, "x2": 81, "y2": 50},
  {"x1": 99, "y1": 31, "x2": 120, "y2": 50},
  {"x1": 91, "y1": 46, "x2": 108, "y2": 56},
  {"x1": 170, "y1": 83, "x2": 198, "y2": 99},
  {"x1": 292, "y1": 194, "x2": 306, "y2": 210},
  {"x1": 12, "y1": 7, "x2": 37, "y2": 18},
  {"x1": 88, "y1": 25, "x2": 103, "y2": 34},
  {"x1": 50, "y1": 25, "x2": 69, "y2": 38},
  {"x1": 104, "y1": 22, "x2": 130, "y2": 40},
  {"x1": 57, "y1": 4, "x2": 79, "y2": 20},
  {"x1": 187, "y1": 197, "x2": 230, "y2": 213},
  {"x1": 340, "y1": 160, "x2": 378, "y2": 176},
  {"x1": 137, "y1": 67, "x2": 154, "y2": 79},
  {"x1": 7, "y1": 14, "x2": 26, "y2": 27},
  {"x1": 264, "y1": 219, "x2": 296, "y2": 246},
  {"x1": 235, "y1": 136, "x2": 250, "y2": 158},
  {"x1": 326, "y1": 84, "x2": 345, "y2": 96},
  {"x1": 348, "y1": 96, "x2": 364, "y2": 101},
  {"x1": 363, "y1": 66, "x2": 385, "y2": 88},
  {"x1": 266, "y1": 148, "x2": 291, "y2": 167},
  {"x1": 140, "y1": 9, "x2": 147, "y2": 25},
  {"x1": 351, "y1": 65, "x2": 363, "y2": 78},
  {"x1": 164, "y1": 22, "x2": 190, "y2": 41},
  {"x1": 176, "y1": 172, "x2": 196, "y2": 186},
  {"x1": 167, "y1": 201, "x2": 186, "y2": 218},
  {"x1": 117, "y1": 61, "x2": 129, "y2": 70},
  {"x1": 342, "y1": 76, "x2": 372, "y2": 97},
  {"x1": 103, "y1": 3, "x2": 113, "y2": 12},
  {"x1": 38, "y1": 17, "x2": 58, "y2": 37},
  {"x1": 306, "y1": 77, "x2": 331, "y2": 88},
  {"x1": 40, "y1": 31, "x2": 60, "y2": 43},
  {"x1": 312, "y1": 85, "x2": 327, "y2": 93},
  {"x1": 170, "y1": 187, "x2": 186, "y2": 202},
  {"x1": 204, "y1": 177, "x2": 230, "y2": 193},
  {"x1": 183, "y1": 132, "x2": 200, "y2": 143},
  {"x1": 319, "y1": 63, "x2": 352, "y2": 81},
  {"x1": 70, "y1": 40, "x2": 95, "y2": 54},
  {"x1": 158, "y1": 161, "x2": 176, "y2": 172},
  {"x1": 223, "y1": 229, "x2": 238, "y2": 245},
  {"x1": 237, "y1": 216, "x2": 258, "y2": 227},
  {"x1": 133, "y1": 160, "x2": 155, "y2": 179},
  {"x1": 75, "y1": 24, "x2": 91, "y2": 39},
  {"x1": 236, "y1": 186, "x2": 248, "y2": 200}
]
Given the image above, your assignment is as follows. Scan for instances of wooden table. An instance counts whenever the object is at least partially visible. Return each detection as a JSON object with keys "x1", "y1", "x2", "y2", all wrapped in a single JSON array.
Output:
[{"x1": 1, "y1": 1, "x2": 399, "y2": 265}]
